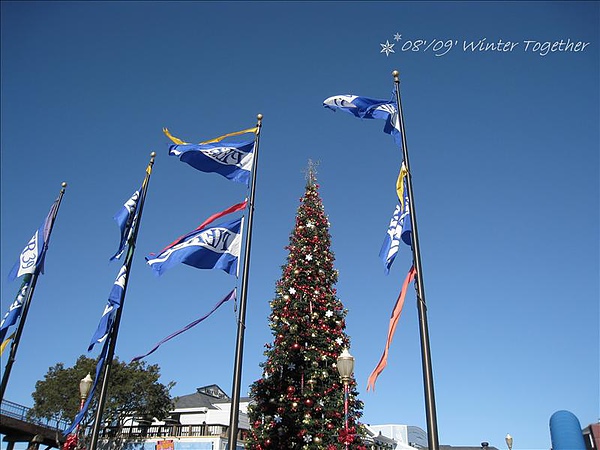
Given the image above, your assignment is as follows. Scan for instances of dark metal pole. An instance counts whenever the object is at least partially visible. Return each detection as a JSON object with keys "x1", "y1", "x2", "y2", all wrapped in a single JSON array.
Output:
[
  {"x1": 392, "y1": 70, "x2": 440, "y2": 450},
  {"x1": 0, "y1": 182, "x2": 67, "y2": 402},
  {"x1": 227, "y1": 114, "x2": 263, "y2": 449},
  {"x1": 88, "y1": 153, "x2": 156, "y2": 450}
]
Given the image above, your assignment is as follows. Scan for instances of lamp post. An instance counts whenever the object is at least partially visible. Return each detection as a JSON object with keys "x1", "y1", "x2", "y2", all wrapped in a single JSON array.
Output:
[
  {"x1": 77, "y1": 374, "x2": 93, "y2": 444},
  {"x1": 337, "y1": 348, "x2": 355, "y2": 450},
  {"x1": 505, "y1": 434, "x2": 513, "y2": 450},
  {"x1": 63, "y1": 373, "x2": 93, "y2": 450}
]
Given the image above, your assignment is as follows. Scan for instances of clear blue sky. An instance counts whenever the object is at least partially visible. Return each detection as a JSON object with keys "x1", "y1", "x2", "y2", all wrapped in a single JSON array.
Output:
[{"x1": 1, "y1": 2, "x2": 598, "y2": 450}]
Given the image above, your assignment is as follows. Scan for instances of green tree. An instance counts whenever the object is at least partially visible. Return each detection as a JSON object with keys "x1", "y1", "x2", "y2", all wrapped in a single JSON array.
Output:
[
  {"x1": 29, "y1": 355, "x2": 175, "y2": 430},
  {"x1": 246, "y1": 166, "x2": 365, "y2": 449}
]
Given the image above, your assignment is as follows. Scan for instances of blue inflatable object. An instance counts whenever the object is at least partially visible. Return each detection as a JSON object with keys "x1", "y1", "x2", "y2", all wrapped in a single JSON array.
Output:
[{"x1": 549, "y1": 410, "x2": 586, "y2": 450}]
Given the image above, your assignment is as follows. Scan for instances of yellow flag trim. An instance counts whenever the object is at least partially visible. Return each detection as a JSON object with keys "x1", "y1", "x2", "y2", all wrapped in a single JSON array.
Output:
[
  {"x1": 201, "y1": 127, "x2": 258, "y2": 144},
  {"x1": 0, "y1": 332, "x2": 15, "y2": 356},
  {"x1": 396, "y1": 162, "x2": 408, "y2": 209},
  {"x1": 163, "y1": 128, "x2": 188, "y2": 145},
  {"x1": 162, "y1": 127, "x2": 258, "y2": 146}
]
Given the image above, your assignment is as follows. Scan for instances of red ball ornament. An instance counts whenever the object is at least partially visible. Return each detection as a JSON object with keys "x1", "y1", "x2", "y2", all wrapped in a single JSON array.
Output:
[
  {"x1": 287, "y1": 385, "x2": 295, "y2": 393},
  {"x1": 265, "y1": 439, "x2": 271, "y2": 446},
  {"x1": 292, "y1": 342, "x2": 301, "y2": 350},
  {"x1": 304, "y1": 398, "x2": 313, "y2": 407},
  {"x1": 327, "y1": 423, "x2": 334, "y2": 430}
]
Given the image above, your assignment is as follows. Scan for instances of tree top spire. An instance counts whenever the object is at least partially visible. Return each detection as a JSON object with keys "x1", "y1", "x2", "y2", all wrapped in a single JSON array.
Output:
[{"x1": 304, "y1": 159, "x2": 320, "y2": 187}]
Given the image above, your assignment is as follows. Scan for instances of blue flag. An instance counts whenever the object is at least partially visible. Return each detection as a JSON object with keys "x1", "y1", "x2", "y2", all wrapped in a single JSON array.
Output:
[
  {"x1": 379, "y1": 180, "x2": 412, "y2": 274},
  {"x1": 146, "y1": 218, "x2": 243, "y2": 276},
  {"x1": 323, "y1": 94, "x2": 402, "y2": 146},
  {"x1": 0, "y1": 276, "x2": 30, "y2": 342},
  {"x1": 169, "y1": 141, "x2": 254, "y2": 184},
  {"x1": 8, "y1": 198, "x2": 60, "y2": 281},
  {"x1": 88, "y1": 265, "x2": 127, "y2": 352},
  {"x1": 110, "y1": 190, "x2": 140, "y2": 261}
]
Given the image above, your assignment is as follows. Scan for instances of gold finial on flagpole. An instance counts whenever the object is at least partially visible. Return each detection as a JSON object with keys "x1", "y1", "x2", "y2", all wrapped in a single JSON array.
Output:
[
  {"x1": 392, "y1": 70, "x2": 399, "y2": 81},
  {"x1": 61, "y1": 182, "x2": 67, "y2": 188}
]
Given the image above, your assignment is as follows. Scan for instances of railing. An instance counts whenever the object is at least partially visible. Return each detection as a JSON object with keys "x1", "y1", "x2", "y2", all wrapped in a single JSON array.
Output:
[
  {"x1": 1, "y1": 399, "x2": 71, "y2": 431},
  {"x1": 99, "y1": 424, "x2": 247, "y2": 441}
]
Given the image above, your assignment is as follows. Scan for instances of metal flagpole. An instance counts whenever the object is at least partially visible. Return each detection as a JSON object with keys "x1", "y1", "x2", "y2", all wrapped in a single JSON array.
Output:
[
  {"x1": 88, "y1": 152, "x2": 156, "y2": 450},
  {"x1": 0, "y1": 182, "x2": 67, "y2": 402},
  {"x1": 392, "y1": 69, "x2": 440, "y2": 450},
  {"x1": 227, "y1": 114, "x2": 263, "y2": 449}
]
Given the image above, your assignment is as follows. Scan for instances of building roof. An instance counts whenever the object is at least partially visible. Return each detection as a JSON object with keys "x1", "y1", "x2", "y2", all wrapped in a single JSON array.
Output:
[{"x1": 173, "y1": 385, "x2": 250, "y2": 410}]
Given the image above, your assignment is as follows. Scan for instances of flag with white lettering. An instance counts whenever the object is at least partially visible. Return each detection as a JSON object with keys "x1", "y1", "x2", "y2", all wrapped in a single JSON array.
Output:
[
  {"x1": 323, "y1": 94, "x2": 402, "y2": 146},
  {"x1": 8, "y1": 197, "x2": 60, "y2": 281},
  {"x1": 110, "y1": 190, "x2": 140, "y2": 261},
  {"x1": 88, "y1": 265, "x2": 127, "y2": 352},
  {"x1": 157, "y1": 199, "x2": 247, "y2": 255},
  {"x1": 169, "y1": 141, "x2": 254, "y2": 184},
  {"x1": 0, "y1": 275, "x2": 31, "y2": 342},
  {"x1": 146, "y1": 218, "x2": 243, "y2": 276},
  {"x1": 379, "y1": 165, "x2": 412, "y2": 274}
]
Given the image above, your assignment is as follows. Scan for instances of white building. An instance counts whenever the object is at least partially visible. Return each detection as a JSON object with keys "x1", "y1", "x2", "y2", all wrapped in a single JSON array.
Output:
[
  {"x1": 100, "y1": 385, "x2": 249, "y2": 450},
  {"x1": 366, "y1": 424, "x2": 428, "y2": 450}
]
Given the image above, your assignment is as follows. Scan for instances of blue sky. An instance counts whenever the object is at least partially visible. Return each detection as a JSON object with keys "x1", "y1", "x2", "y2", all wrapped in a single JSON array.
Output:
[{"x1": 1, "y1": 2, "x2": 598, "y2": 450}]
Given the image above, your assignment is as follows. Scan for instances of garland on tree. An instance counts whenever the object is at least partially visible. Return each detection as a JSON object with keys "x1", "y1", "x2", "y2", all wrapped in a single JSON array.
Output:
[{"x1": 247, "y1": 163, "x2": 366, "y2": 449}]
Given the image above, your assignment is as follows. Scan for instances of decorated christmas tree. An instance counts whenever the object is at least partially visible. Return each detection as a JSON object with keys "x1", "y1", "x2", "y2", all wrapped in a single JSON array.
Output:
[{"x1": 246, "y1": 163, "x2": 365, "y2": 449}]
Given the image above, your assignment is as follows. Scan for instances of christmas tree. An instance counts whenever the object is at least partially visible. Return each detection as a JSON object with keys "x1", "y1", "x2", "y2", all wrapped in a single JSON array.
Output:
[{"x1": 246, "y1": 163, "x2": 365, "y2": 449}]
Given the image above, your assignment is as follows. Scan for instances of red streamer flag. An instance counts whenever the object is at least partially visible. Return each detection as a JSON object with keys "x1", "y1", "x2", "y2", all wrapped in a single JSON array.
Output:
[{"x1": 367, "y1": 265, "x2": 416, "y2": 391}]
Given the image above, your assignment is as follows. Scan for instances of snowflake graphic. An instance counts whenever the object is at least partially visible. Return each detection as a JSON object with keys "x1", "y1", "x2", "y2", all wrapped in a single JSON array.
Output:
[{"x1": 380, "y1": 40, "x2": 395, "y2": 56}]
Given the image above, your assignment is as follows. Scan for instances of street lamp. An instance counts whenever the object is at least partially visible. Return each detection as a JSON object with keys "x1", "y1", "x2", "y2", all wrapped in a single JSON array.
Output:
[
  {"x1": 63, "y1": 373, "x2": 93, "y2": 450},
  {"x1": 80, "y1": 373, "x2": 93, "y2": 403},
  {"x1": 77, "y1": 374, "x2": 93, "y2": 446},
  {"x1": 337, "y1": 349, "x2": 355, "y2": 450},
  {"x1": 505, "y1": 434, "x2": 513, "y2": 450}
]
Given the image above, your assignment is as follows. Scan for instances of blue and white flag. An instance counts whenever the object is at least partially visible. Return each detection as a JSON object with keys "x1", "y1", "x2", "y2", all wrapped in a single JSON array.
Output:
[
  {"x1": 379, "y1": 179, "x2": 412, "y2": 275},
  {"x1": 323, "y1": 94, "x2": 402, "y2": 146},
  {"x1": 110, "y1": 190, "x2": 140, "y2": 261},
  {"x1": 8, "y1": 198, "x2": 60, "y2": 281},
  {"x1": 169, "y1": 141, "x2": 254, "y2": 184},
  {"x1": 146, "y1": 218, "x2": 243, "y2": 277},
  {"x1": 88, "y1": 265, "x2": 127, "y2": 352},
  {"x1": 0, "y1": 276, "x2": 30, "y2": 342}
]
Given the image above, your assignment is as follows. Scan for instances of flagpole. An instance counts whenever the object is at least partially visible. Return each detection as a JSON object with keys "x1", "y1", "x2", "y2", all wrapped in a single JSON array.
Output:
[
  {"x1": 227, "y1": 114, "x2": 262, "y2": 449},
  {"x1": 392, "y1": 69, "x2": 440, "y2": 450},
  {"x1": 0, "y1": 182, "x2": 67, "y2": 402},
  {"x1": 88, "y1": 153, "x2": 156, "y2": 450}
]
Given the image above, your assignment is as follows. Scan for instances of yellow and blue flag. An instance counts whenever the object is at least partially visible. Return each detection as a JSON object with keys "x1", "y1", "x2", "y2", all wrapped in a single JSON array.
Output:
[
  {"x1": 379, "y1": 164, "x2": 412, "y2": 274},
  {"x1": 164, "y1": 127, "x2": 256, "y2": 185}
]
